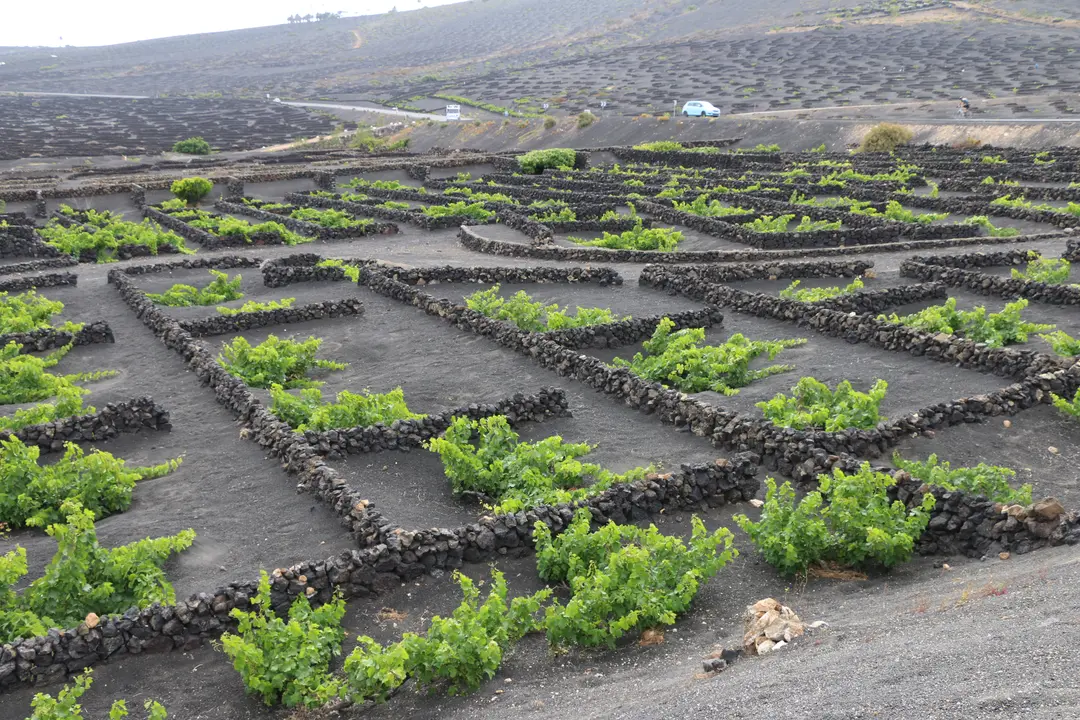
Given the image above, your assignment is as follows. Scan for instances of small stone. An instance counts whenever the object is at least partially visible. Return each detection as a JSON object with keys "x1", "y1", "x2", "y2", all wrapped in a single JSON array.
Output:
[
  {"x1": 999, "y1": 552, "x2": 1010, "y2": 560},
  {"x1": 749, "y1": 499, "x2": 764, "y2": 508},
  {"x1": 756, "y1": 638, "x2": 776, "y2": 655},
  {"x1": 84, "y1": 613, "x2": 99, "y2": 629},
  {"x1": 1049, "y1": 446, "x2": 1060, "y2": 455},
  {"x1": 942, "y1": 563, "x2": 952, "y2": 570},
  {"x1": 1003, "y1": 420, "x2": 1011, "y2": 428}
]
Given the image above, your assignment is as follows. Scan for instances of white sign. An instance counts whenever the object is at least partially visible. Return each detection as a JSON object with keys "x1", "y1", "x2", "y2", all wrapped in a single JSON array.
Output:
[
  {"x1": 542, "y1": 103, "x2": 549, "y2": 110},
  {"x1": 600, "y1": 100, "x2": 607, "y2": 108},
  {"x1": 445, "y1": 104, "x2": 461, "y2": 120}
]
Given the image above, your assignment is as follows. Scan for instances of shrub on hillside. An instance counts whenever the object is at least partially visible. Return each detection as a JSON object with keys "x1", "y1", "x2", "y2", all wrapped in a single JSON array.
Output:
[
  {"x1": 172, "y1": 136, "x2": 211, "y2": 155},
  {"x1": 170, "y1": 177, "x2": 214, "y2": 206},
  {"x1": 857, "y1": 123, "x2": 914, "y2": 153},
  {"x1": 577, "y1": 111, "x2": 595, "y2": 128},
  {"x1": 544, "y1": 116, "x2": 557, "y2": 129},
  {"x1": 518, "y1": 148, "x2": 577, "y2": 174}
]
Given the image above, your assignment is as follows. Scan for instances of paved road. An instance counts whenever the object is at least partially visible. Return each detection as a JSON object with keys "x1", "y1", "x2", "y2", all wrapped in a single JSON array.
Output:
[
  {"x1": 726, "y1": 103, "x2": 1080, "y2": 123},
  {"x1": 280, "y1": 100, "x2": 465, "y2": 121}
]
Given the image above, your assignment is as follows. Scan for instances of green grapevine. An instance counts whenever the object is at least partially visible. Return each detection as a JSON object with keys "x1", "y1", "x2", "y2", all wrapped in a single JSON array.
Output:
[
  {"x1": 220, "y1": 571, "x2": 346, "y2": 708},
  {"x1": 218, "y1": 335, "x2": 347, "y2": 389},
  {"x1": 1010, "y1": 252, "x2": 1072, "y2": 285},
  {"x1": 269, "y1": 384, "x2": 424, "y2": 431},
  {"x1": 426, "y1": 415, "x2": 647, "y2": 513},
  {"x1": 879, "y1": 298, "x2": 1053, "y2": 348},
  {"x1": 569, "y1": 220, "x2": 682, "y2": 251},
  {"x1": 421, "y1": 202, "x2": 494, "y2": 220},
  {"x1": 534, "y1": 508, "x2": 735, "y2": 647},
  {"x1": 216, "y1": 298, "x2": 296, "y2": 316},
  {"x1": 146, "y1": 270, "x2": 243, "y2": 307},
  {"x1": 757, "y1": 377, "x2": 887, "y2": 431},
  {"x1": 892, "y1": 452, "x2": 1032, "y2": 505},
  {"x1": 780, "y1": 278, "x2": 865, "y2": 302},
  {"x1": 464, "y1": 285, "x2": 624, "y2": 332},
  {"x1": 734, "y1": 464, "x2": 935, "y2": 577},
  {"x1": 1, "y1": 290, "x2": 81, "y2": 335},
  {"x1": 0, "y1": 436, "x2": 181, "y2": 528},
  {"x1": 0, "y1": 501, "x2": 194, "y2": 644},
  {"x1": 1039, "y1": 330, "x2": 1080, "y2": 357},
  {"x1": 26, "y1": 669, "x2": 169, "y2": 720},
  {"x1": 0, "y1": 341, "x2": 115, "y2": 405},
  {"x1": 612, "y1": 318, "x2": 806, "y2": 394}
]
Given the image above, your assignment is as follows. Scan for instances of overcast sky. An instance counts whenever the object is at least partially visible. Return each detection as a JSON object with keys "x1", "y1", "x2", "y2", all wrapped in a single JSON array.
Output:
[{"x1": 1, "y1": 0, "x2": 468, "y2": 48}]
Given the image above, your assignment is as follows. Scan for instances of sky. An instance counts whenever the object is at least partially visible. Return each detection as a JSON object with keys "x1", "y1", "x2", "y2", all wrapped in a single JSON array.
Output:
[{"x1": 0, "y1": 0, "x2": 468, "y2": 48}]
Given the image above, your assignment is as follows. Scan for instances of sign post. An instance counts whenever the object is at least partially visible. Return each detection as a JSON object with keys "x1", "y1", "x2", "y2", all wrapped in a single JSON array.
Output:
[{"x1": 445, "y1": 104, "x2": 460, "y2": 121}]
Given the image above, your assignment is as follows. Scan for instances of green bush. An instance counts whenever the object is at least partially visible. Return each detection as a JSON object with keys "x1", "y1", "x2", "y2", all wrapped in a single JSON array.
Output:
[
  {"x1": 1, "y1": 341, "x2": 114, "y2": 406},
  {"x1": 962, "y1": 215, "x2": 1019, "y2": 237},
  {"x1": 170, "y1": 177, "x2": 213, "y2": 205},
  {"x1": 26, "y1": 669, "x2": 168, "y2": 720},
  {"x1": 39, "y1": 217, "x2": 192, "y2": 263},
  {"x1": 613, "y1": 318, "x2": 805, "y2": 394},
  {"x1": 577, "y1": 111, "x2": 596, "y2": 128},
  {"x1": 856, "y1": 123, "x2": 914, "y2": 153},
  {"x1": 172, "y1": 137, "x2": 211, "y2": 155},
  {"x1": 673, "y1": 194, "x2": 751, "y2": 217},
  {"x1": 0, "y1": 386, "x2": 91, "y2": 433},
  {"x1": 421, "y1": 201, "x2": 495, "y2": 220},
  {"x1": 0, "y1": 290, "x2": 79, "y2": 335},
  {"x1": 146, "y1": 270, "x2": 243, "y2": 306},
  {"x1": 529, "y1": 207, "x2": 576, "y2": 222},
  {"x1": 315, "y1": 258, "x2": 361, "y2": 282},
  {"x1": 757, "y1": 377, "x2": 888, "y2": 431},
  {"x1": 0, "y1": 501, "x2": 194, "y2": 644},
  {"x1": 426, "y1": 415, "x2": 647, "y2": 513},
  {"x1": 892, "y1": 453, "x2": 1032, "y2": 505},
  {"x1": 290, "y1": 207, "x2": 372, "y2": 229},
  {"x1": 735, "y1": 464, "x2": 934, "y2": 576},
  {"x1": 878, "y1": 200, "x2": 948, "y2": 224},
  {"x1": 1011, "y1": 253, "x2": 1072, "y2": 284},
  {"x1": 535, "y1": 508, "x2": 736, "y2": 647},
  {"x1": 879, "y1": 297, "x2": 1053, "y2": 348},
  {"x1": 269, "y1": 385, "x2": 424, "y2": 431},
  {"x1": 465, "y1": 285, "x2": 623, "y2": 332},
  {"x1": 743, "y1": 214, "x2": 794, "y2": 233},
  {"x1": 544, "y1": 116, "x2": 557, "y2": 129},
  {"x1": 780, "y1": 278, "x2": 864, "y2": 302},
  {"x1": 569, "y1": 220, "x2": 682, "y2": 251},
  {"x1": 218, "y1": 335, "x2": 347, "y2": 389},
  {"x1": 1051, "y1": 388, "x2": 1080, "y2": 419},
  {"x1": 517, "y1": 148, "x2": 577, "y2": 174},
  {"x1": 0, "y1": 436, "x2": 180, "y2": 529},
  {"x1": 178, "y1": 208, "x2": 310, "y2": 245},
  {"x1": 219, "y1": 572, "x2": 346, "y2": 708},
  {"x1": 344, "y1": 569, "x2": 549, "y2": 702},
  {"x1": 1039, "y1": 330, "x2": 1080, "y2": 357},
  {"x1": 216, "y1": 298, "x2": 296, "y2": 316},
  {"x1": 795, "y1": 216, "x2": 842, "y2": 232},
  {"x1": 632, "y1": 141, "x2": 685, "y2": 152}
]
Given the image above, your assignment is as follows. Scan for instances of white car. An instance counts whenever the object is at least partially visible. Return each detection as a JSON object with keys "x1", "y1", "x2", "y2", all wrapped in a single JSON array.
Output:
[{"x1": 681, "y1": 100, "x2": 720, "y2": 117}]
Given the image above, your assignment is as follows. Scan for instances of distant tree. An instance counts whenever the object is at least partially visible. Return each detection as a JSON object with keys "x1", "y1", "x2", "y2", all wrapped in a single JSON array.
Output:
[
  {"x1": 171, "y1": 177, "x2": 214, "y2": 206},
  {"x1": 172, "y1": 136, "x2": 211, "y2": 155},
  {"x1": 303, "y1": 13, "x2": 313, "y2": 22},
  {"x1": 287, "y1": 14, "x2": 296, "y2": 23}
]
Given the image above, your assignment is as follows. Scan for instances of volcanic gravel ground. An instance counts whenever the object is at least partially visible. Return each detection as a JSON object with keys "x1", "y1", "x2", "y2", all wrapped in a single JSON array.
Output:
[{"x1": 3, "y1": 155, "x2": 1080, "y2": 719}]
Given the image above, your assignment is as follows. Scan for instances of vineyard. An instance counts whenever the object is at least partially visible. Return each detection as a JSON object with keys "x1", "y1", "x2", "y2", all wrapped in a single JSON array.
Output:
[{"x1": 1, "y1": 135, "x2": 1080, "y2": 720}]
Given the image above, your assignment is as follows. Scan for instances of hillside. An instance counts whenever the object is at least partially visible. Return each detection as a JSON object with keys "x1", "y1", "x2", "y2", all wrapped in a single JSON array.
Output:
[{"x1": 0, "y1": 0, "x2": 842, "y2": 98}]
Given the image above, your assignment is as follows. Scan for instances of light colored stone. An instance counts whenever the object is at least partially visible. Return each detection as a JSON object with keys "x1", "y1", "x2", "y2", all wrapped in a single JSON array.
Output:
[
  {"x1": 1032, "y1": 498, "x2": 1065, "y2": 521},
  {"x1": 84, "y1": 612, "x2": 99, "y2": 629},
  {"x1": 756, "y1": 638, "x2": 776, "y2": 655}
]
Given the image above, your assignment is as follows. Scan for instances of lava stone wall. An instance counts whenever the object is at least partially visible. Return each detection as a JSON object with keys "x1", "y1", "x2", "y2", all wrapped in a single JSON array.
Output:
[
  {"x1": 0, "y1": 257, "x2": 78, "y2": 277},
  {"x1": 3, "y1": 396, "x2": 170, "y2": 453},
  {"x1": 0, "y1": 272, "x2": 76, "y2": 293},
  {"x1": 306, "y1": 387, "x2": 569, "y2": 459},
  {"x1": 177, "y1": 299, "x2": 364, "y2": 337},
  {"x1": 0, "y1": 321, "x2": 114, "y2": 352},
  {"x1": 901, "y1": 259, "x2": 1080, "y2": 306}
]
